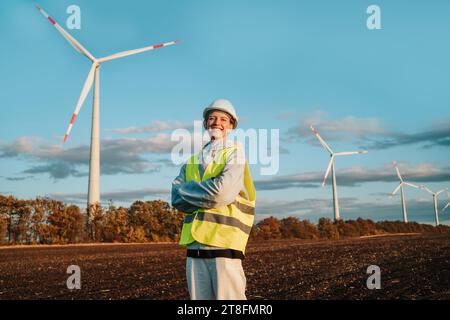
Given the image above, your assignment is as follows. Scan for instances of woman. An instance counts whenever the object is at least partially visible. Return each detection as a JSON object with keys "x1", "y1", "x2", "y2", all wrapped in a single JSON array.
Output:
[{"x1": 171, "y1": 98, "x2": 256, "y2": 300}]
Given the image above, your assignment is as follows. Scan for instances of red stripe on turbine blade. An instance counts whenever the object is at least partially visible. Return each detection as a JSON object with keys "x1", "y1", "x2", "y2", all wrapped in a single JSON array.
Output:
[
  {"x1": 154, "y1": 44, "x2": 163, "y2": 49},
  {"x1": 48, "y1": 16, "x2": 56, "y2": 24},
  {"x1": 70, "y1": 114, "x2": 77, "y2": 124},
  {"x1": 63, "y1": 134, "x2": 68, "y2": 143}
]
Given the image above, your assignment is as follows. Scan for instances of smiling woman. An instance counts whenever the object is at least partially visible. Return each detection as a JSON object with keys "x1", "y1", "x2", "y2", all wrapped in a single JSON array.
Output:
[{"x1": 171, "y1": 99, "x2": 256, "y2": 300}]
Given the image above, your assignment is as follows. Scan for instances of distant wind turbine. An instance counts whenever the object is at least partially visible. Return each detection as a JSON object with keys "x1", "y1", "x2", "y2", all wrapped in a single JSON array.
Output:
[
  {"x1": 419, "y1": 186, "x2": 448, "y2": 226},
  {"x1": 391, "y1": 161, "x2": 419, "y2": 223},
  {"x1": 310, "y1": 125, "x2": 368, "y2": 221},
  {"x1": 35, "y1": 4, "x2": 180, "y2": 213}
]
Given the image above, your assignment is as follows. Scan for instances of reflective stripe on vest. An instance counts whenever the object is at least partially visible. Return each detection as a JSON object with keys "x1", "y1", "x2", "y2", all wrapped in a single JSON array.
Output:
[{"x1": 179, "y1": 145, "x2": 256, "y2": 254}]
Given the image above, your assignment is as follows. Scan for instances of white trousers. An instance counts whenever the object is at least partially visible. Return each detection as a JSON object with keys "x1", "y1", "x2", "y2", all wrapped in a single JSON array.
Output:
[{"x1": 186, "y1": 257, "x2": 247, "y2": 300}]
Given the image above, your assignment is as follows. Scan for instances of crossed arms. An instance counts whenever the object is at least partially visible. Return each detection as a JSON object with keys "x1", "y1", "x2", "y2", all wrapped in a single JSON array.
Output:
[{"x1": 171, "y1": 149, "x2": 245, "y2": 213}]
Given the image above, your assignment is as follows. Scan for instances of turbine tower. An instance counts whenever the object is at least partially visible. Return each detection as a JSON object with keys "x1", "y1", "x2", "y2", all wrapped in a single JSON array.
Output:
[
  {"x1": 310, "y1": 126, "x2": 368, "y2": 221},
  {"x1": 391, "y1": 162, "x2": 419, "y2": 223},
  {"x1": 419, "y1": 186, "x2": 447, "y2": 226},
  {"x1": 35, "y1": 5, "x2": 179, "y2": 213}
]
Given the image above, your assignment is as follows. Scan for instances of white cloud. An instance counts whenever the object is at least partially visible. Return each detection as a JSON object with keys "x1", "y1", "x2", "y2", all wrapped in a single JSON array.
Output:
[
  {"x1": 0, "y1": 135, "x2": 179, "y2": 179},
  {"x1": 108, "y1": 120, "x2": 193, "y2": 134},
  {"x1": 284, "y1": 112, "x2": 450, "y2": 151},
  {"x1": 0, "y1": 137, "x2": 39, "y2": 158},
  {"x1": 285, "y1": 111, "x2": 385, "y2": 143}
]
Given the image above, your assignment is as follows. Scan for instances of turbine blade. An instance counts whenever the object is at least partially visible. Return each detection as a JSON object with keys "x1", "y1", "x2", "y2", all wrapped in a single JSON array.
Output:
[
  {"x1": 404, "y1": 182, "x2": 419, "y2": 189},
  {"x1": 334, "y1": 151, "x2": 368, "y2": 156},
  {"x1": 63, "y1": 64, "x2": 97, "y2": 143},
  {"x1": 98, "y1": 40, "x2": 180, "y2": 63},
  {"x1": 392, "y1": 183, "x2": 402, "y2": 195},
  {"x1": 420, "y1": 185, "x2": 434, "y2": 195},
  {"x1": 310, "y1": 126, "x2": 333, "y2": 154},
  {"x1": 322, "y1": 157, "x2": 334, "y2": 187},
  {"x1": 393, "y1": 162, "x2": 403, "y2": 182},
  {"x1": 443, "y1": 202, "x2": 450, "y2": 213},
  {"x1": 35, "y1": 4, "x2": 95, "y2": 61},
  {"x1": 436, "y1": 188, "x2": 448, "y2": 196}
]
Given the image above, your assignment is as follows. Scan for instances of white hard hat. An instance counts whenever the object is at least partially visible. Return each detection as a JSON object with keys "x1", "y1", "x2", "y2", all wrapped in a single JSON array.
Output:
[{"x1": 203, "y1": 99, "x2": 238, "y2": 129}]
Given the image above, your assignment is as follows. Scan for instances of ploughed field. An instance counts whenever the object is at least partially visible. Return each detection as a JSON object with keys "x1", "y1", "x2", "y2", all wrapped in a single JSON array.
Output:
[{"x1": 0, "y1": 234, "x2": 449, "y2": 299}]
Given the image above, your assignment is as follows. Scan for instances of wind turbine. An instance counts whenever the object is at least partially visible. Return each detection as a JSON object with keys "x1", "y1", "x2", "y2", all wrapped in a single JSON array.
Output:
[
  {"x1": 310, "y1": 126, "x2": 368, "y2": 221},
  {"x1": 419, "y1": 185, "x2": 448, "y2": 226},
  {"x1": 391, "y1": 162, "x2": 419, "y2": 223},
  {"x1": 35, "y1": 5, "x2": 179, "y2": 213}
]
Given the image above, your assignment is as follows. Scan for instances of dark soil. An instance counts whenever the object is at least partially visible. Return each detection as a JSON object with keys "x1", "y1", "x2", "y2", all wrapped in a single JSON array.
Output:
[{"x1": 0, "y1": 234, "x2": 449, "y2": 299}]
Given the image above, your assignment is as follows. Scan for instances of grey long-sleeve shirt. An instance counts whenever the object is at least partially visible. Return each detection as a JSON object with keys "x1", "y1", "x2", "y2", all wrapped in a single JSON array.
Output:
[{"x1": 171, "y1": 139, "x2": 248, "y2": 250}]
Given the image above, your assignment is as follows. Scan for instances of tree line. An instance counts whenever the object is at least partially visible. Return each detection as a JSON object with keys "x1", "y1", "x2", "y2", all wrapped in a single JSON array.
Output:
[
  {"x1": 0, "y1": 195, "x2": 183, "y2": 245},
  {"x1": 249, "y1": 216, "x2": 450, "y2": 241},
  {"x1": 0, "y1": 194, "x2": 449, "y2": 245}
]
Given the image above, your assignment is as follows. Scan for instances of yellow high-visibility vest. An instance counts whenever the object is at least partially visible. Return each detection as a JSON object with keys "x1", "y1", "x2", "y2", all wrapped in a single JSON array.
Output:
[{"x1": 179, "y1": 146, "x2": 256, "y2": 254}]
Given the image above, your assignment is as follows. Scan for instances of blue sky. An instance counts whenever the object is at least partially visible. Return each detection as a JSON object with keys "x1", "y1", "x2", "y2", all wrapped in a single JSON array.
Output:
[{"x1": 1, "y1": 0, "x2": 449, "y2": 225}]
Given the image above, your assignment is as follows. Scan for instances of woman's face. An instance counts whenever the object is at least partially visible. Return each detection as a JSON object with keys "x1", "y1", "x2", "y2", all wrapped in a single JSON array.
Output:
[{"x1": 206, "y1": 110, "x2": 233, "y2": 139}]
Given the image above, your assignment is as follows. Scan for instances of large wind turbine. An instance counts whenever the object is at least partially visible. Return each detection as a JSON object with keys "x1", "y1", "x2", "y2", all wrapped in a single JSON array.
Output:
[
  {"x1": 391, "y1": 162, "x2": 419, "y2": 223},
  {"x1": 419, "y1": 186, "x2": 448, "y2": 226},
  {"x1": 310, "y1": 126, "x2": 368, "y2": 221},
  {"x1": 35, "y1": 5, "x2": 179, "y2": 212}
]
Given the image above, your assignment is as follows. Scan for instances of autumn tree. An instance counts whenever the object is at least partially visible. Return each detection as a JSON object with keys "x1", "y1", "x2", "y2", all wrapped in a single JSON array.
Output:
[
  {"x1": 335, "y1": 220, "x2": 360, "y2": 238},
  {"x1": 256, "y1": 217, "x2": 282, "y2": 240},
  {"x1": 318, "y1": 218, "x2": 339, "y2": 240},
  {"x1": 103, "y1": 205, "x2": 129, "y2": 242},
  {"x1": 9, "y1": 199, "x2": 32, "y2": 244},
  {"x1": 0, "y1": 195, "x2": 15, "y2": 244},
  {"x1": 355, "y1": 218, "x2": 377, "y2": 236},
  {"x1": 46, "y1": 204, "x2": 84, "y2": 243},
  {"x1": 128, "y1": 201, "x2": 158, "y2": 241},
  {"x1": 149, "y1": 200, "x2": 184, "y2": 241}
]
